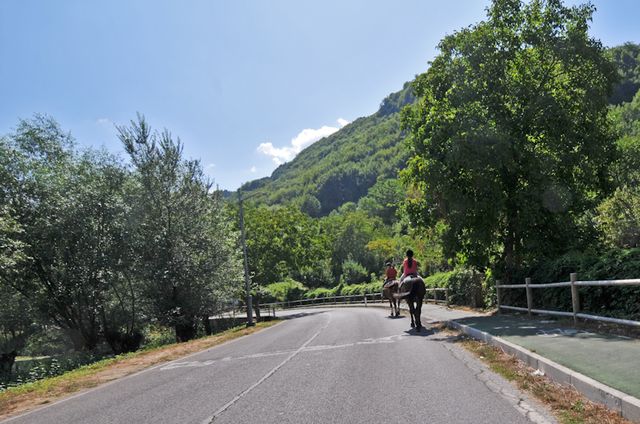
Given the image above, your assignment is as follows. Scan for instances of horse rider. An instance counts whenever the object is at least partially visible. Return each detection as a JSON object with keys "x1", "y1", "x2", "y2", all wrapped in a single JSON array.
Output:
[
  {"x1": 400, "y1": 249, "x2": 420, "y2": 282},
  {"x1": 383, "y1": 261, "x2": 397, "y2": 288}
]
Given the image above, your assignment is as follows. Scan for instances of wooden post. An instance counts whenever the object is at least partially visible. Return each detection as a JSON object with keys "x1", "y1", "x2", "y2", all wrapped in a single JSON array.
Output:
[
  {"x1": 445, "y1": 287, "x2": 450, "y2": 307},
  {"x1": 495, "y1": 280, "x2": 501, "y2": 313},
  {"x1": 570, "y1": 273, "x2": 580, "y2": 325},
  {"x1": 525, "y1": 277, "x2": 533, "y2": 317},
  {"x1": 364, "y1": 294, "x2": 367, "y2": 307}
]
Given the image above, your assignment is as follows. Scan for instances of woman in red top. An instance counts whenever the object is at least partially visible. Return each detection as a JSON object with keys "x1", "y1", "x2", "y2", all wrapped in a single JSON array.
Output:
[{"x1": 401, "y1": 249, "x2": 419, "y2": 281}]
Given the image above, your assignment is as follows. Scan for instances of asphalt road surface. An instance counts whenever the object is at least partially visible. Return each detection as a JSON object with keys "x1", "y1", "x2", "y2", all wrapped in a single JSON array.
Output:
[{"x1": 3, "y1": 307, "x2": 555, "y2": 424}]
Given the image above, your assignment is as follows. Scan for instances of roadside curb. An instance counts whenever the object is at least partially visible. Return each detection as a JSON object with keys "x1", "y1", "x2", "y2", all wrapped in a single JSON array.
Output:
[{"x1": 445, "y1": 319, "x2": 640, "y2": 423}]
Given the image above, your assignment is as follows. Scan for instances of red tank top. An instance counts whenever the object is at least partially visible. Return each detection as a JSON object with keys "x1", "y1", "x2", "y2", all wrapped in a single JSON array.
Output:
[
  {"x1": 386, "y1": 267, "x2": 397, "y2": 280},
  {"x1": 403, "y1": 258, "x2": 418, "y2": 276}
]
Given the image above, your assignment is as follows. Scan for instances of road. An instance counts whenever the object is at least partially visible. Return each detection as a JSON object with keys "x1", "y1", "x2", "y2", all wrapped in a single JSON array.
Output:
[{"x1": 3, "y1": 307, "x2": 555, "y2": 424}]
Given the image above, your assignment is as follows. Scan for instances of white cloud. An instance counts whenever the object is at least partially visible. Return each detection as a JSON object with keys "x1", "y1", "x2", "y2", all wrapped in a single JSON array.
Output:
[
  {"x1": 258, "y1": 118, "x2": 350, "y2": 165},
  {"x1": 337, "y1": 118, "x2": 349, "y2": 127},
  {"x1": 250, "y1": 166, "x2": 257, "y2": 173},
  {"x1": 206, "y1": 163, "x2": 216, "y2": 170},
  {"x1": 96, "y1": 118, "x2": 112, "y2": 126}
]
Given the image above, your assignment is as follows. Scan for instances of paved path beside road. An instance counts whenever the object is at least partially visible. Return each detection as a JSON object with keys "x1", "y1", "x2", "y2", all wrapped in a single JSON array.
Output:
[{"x1": 416, "y1": 303, "x2": 640, "y2": 420}]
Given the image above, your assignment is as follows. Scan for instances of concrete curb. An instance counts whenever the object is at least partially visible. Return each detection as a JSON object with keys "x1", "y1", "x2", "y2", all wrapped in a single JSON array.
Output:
[{"x1": 446, "y1": 319, "x2": 640, "y2": 423}]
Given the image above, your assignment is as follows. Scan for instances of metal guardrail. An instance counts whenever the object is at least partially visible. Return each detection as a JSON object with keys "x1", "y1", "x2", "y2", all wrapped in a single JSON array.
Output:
[
  {"x1": 259, "y1": 288, "x2": 449, "y2": 313},
  {"x1": 497, "y1": 273, "x2": 640, "y2": 327}
]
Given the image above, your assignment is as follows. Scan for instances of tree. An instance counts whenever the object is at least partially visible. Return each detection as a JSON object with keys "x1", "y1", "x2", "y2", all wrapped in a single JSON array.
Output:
[
  {"x1": 323, "y1": 210, "x2": 382, "y2": 279},
  {"x1": 0, "y1": 206, "x2": 33, "y2": 357},
  {"x1": 1, "y1": 116, "x2": 139, "y2": 351},
  {"x1": 119, "y1": 115, "x2": 238, "y2": 342},
  {"x1": 607, "y1": 42, "x2": 640, "y2": 105},
  {"x1": 402, "y1": 0, "x2": 618, "y2": 281},
  {"x1": 596, "y1": 187, "x2": 640, "y2": 248},
  {"x1": 242, "y1": 204, "x2": 328, "y2": 287},
  {"x1": 357, "y1": 178, "x2": 404, "y2": 225}
]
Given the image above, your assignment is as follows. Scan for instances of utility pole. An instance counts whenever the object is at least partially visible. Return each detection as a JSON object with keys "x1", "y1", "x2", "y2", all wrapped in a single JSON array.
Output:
[{"x1": 238, "y1": 191, "x2": 255, "y2": 327}]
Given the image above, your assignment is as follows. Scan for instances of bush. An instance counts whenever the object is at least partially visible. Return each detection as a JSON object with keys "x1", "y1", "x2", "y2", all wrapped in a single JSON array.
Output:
[
  {"x1": 292, "y1": 259, "x2": 334, "y2": 288},
  {"x1": 597, "y1": 187, "x2": 640, "y2": 248},
  {"x1": 341, "y1": 259, "x2": 369, "y2": 284},
  {"x1": 264, "y1": 279, "x2": 308, "y2": 302},
  {"x1": 304, "y1": 287, "x2": 336, "y2": 299},
  {"x1": 340, "y1": 282, "x2": 381, "y2": 296},
  {"x1": 142, "y1": 325, "x2": 176, "y2": 349},
  {"x1": 424, "y1": 269, "x2": 485, "y2": 308},
  {"x1": 1, "y1": 351, "x2": 104, "y2": 392},
  {"x1": 502, "y1": 248, "x2": 640, "y2": 320}
]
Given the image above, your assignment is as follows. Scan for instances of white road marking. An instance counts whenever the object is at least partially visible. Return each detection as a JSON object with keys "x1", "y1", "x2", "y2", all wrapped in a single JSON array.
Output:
[
  {"x1": 202, "y1": 313, "x2": 333, "y2": 423},
  {"x1": 164, "y1": 333, "x2": 408, "y2": 371},
  {"x1": 0, "y1": 320, "x2": 286, "y2": 424}
]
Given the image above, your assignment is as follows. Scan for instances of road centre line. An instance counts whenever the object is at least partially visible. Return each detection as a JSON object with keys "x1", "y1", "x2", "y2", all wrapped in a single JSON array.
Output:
[
  {"x1": 202, "y1": 314, "x2": 333, "y2": 423},
  {"x1": 163, "y1": 333, "x2": 407, "y2": 371}
]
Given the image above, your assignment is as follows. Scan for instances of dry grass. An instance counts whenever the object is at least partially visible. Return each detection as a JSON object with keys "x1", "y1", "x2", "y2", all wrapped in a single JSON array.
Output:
[
  {"x1": 0, "y1": 321, "x2": 280, "y2": 421},
  {"x1": 457, "y1": 335, "x2": 632, "y2": 424}
]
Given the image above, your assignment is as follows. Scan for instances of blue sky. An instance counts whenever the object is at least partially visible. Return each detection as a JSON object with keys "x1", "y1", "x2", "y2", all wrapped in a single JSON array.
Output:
[{"x1": 1, "y1": 0, "x2": 638, "y2": 190}]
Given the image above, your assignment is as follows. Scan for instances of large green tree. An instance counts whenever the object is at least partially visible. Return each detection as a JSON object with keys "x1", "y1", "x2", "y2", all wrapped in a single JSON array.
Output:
[
  {"x1": 1, "y1": 116, "x2": 138, "y2": 351},
  {"x1": 119, "y1": 116, "x2": 239, "y2": 342},
  {"x1": 402, "y1": 0, "x2": 618, "y2": 281}
]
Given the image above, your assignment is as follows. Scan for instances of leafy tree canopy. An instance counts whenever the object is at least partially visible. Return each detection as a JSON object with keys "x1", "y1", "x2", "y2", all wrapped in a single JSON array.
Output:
[{"x1": 402, "y1": 0, "x2": 618, "y2": 281}]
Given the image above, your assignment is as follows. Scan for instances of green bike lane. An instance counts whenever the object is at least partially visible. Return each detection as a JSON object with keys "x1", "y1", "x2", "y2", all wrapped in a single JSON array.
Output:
[{"x1": 448, "y1": 314, "x2": 640, "y2": 399}]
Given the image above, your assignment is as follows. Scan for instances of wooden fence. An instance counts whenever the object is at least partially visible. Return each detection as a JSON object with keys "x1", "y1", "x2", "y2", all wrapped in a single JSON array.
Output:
[{"x1": 497, "y1": 273, "x2": 640, "y2": 327}]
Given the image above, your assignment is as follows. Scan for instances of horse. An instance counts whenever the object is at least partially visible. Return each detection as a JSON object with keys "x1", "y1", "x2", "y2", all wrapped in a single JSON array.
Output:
[
  {"x1": 382, "y1": 280, "x2": 400, "y2": 317},
  {"x1": 394, "y1": 276, "x2": 426, "y2": 330}
]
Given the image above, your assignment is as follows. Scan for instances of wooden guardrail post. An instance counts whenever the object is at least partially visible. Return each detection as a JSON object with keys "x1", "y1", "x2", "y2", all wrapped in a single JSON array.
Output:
[
  {"x1": 364, "y1": 294, "x2": 367, "y2": 307},
  {"x1": 570, "y1": 273, "x2": 580, "y2": 324},
  {"x1": 495, "y1": 280, "x2": 501, "y2": 313},
  {"x1": 525, "y1": 277, "x2": 533, "y2": 317}
]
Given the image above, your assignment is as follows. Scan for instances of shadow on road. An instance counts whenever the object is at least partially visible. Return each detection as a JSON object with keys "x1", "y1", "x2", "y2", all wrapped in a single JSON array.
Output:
[
  {"x1": 403, "y1": 327, "x2": 436, "y2": 337},
  {"x1": 275, "y1": 310, "x2": 330, "y2": 321}
]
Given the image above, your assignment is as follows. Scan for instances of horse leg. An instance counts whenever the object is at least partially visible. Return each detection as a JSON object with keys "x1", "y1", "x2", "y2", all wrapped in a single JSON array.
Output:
[
  {"x1": 415, "y1": 297, "x2": 424, "y2": 330},
  {"x1": 394, "y1": 299, "x2": 400, "y2": 317},
  {"x1": 407, "y1": 299, "x2": 415, "y2": 327}
]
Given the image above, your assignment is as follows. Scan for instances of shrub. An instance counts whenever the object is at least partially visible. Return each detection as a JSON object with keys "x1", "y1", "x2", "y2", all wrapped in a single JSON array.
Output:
[
  {"x1": 304, "y1": 287, "x2": 335, "y2": 299},
  {"x1": 502, "y1": 248, "x2": 640, "y2": 320},
  {"x1": 341, "y1": 259, "x2": 369, "y2": 284},
  {"x1": 264, "y1": 279, "x2": 308, "y2": 302},
  {"x1": 424, "y1": 269, "x2": 485, "y2": 308},
  {"x1": 340, "y1": 282, "x2": 380, "y2": 296}
]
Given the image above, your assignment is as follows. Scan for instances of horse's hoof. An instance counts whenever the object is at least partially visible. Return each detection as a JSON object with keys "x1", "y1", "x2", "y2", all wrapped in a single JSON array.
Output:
[{"x1": 410, "y1": 322, "x2": 415, "y2": 328}]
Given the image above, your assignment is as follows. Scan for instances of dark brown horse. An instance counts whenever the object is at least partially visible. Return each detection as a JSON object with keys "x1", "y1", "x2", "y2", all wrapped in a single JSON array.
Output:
[
  {"x1": 382, "y1": 280, "x2": 400, "y2": 317},
  {"x1": 395, "y1": 276, "x2": 426, "y2": 330}
]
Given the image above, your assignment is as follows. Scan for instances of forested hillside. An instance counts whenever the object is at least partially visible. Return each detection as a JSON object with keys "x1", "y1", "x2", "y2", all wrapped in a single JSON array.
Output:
[
  {"x1": 240, "y1": 83, "x2": 414, "y2": 216},
  {"x1": 240, "y1": 43, "x2": 640, "y2": 217}
]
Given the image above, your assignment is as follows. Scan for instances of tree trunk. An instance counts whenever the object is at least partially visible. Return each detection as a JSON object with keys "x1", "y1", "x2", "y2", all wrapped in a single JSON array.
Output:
[
  {"x1": 174, "y1": 319, "x2": 197, "y2": 342},
  {"x1": 202, "y1": 314, "x2": 212, "y2": 336}
]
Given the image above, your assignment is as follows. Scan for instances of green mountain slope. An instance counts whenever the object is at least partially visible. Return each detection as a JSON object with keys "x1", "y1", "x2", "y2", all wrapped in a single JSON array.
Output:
[
  {"x1": 240, "y1": 43, "x2": 640, "y2": 216},
  {"x1": 240, "y1": 82, "x2": 415, "y2": 215}
]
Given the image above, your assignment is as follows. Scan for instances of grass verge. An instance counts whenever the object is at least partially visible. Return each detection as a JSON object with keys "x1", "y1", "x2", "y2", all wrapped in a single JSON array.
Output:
[
  {"x1": 0, "y1": 320, "x2": 280, "y2": 421},
  {"x1": 456, "y1": 333, "x2": 632, "y2": 424}
]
